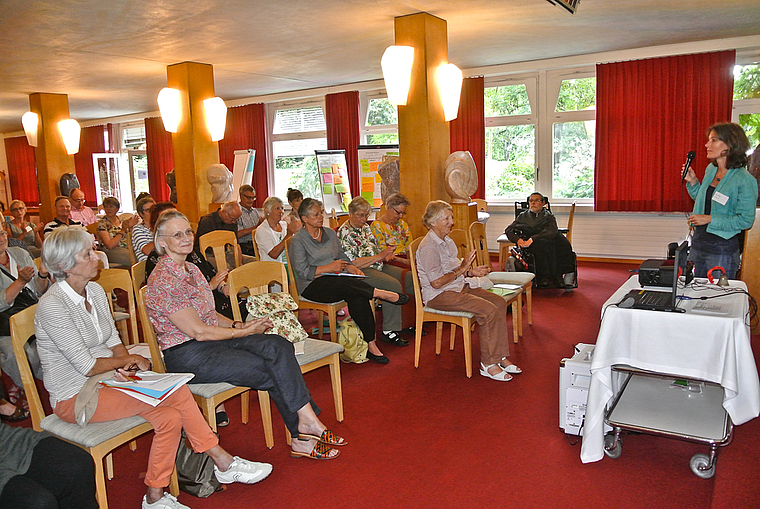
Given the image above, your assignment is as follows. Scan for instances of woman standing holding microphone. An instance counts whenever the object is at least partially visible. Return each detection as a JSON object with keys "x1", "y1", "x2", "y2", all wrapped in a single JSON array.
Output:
[{"x1": 684, "y1": 123, "x2": 757, "y2": 279}]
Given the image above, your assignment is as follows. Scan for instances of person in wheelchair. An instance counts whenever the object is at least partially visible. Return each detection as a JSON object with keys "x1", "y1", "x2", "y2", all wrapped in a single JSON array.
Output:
[{"x1": 505, "y1": 192, "x2": 576, "y2": 289}]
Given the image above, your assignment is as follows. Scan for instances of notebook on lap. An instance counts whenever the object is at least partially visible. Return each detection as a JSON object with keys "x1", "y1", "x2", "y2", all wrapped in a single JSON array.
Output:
[{"x1": 619, "y1": 242, "x2": 688, "y2": 313}]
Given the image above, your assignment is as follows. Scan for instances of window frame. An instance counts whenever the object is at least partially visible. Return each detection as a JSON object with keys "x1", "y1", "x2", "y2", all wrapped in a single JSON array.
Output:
[{"x1": 359, "y1": 90, "x2": 399, "y2": 145}]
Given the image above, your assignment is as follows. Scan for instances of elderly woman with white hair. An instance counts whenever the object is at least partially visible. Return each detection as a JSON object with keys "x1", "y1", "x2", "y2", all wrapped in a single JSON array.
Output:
[
  {"x1": 36, "y1": 226, "x2": 272, "y2": 509},
  {"x1": 254, "y1": 196, "x2": 301, "y2": 264},
  {"x1": 415, "y1": 201, "x2": 522, "y2": 382}
]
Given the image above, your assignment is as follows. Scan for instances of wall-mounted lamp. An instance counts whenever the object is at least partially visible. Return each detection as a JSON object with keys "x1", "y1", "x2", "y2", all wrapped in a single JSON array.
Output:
[
  {"x1": 436, "y1": 63, "x2": 463, "y2": 122},
  {"x1": 21, "y1": 111, "x2": 39, "y2": 147},
  {"x1": 157, "y1": 87, "x2": 181, "y2": 133},
  {"x1": 58, "y1": 118, "x2": 81, "y2": 155},
  {"x1": 381, "y1": 46, "x2": 415, "y2": 106},
  {"x1": 203, "y1": 97, "x2": 227, "y2": 142}
]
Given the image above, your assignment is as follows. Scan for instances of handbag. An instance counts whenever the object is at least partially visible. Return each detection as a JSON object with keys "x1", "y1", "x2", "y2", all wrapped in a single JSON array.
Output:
[
  {"x1": 175, "y1": 430, "x2": 222, "y2": 498},
  {"x1": 337, "y1": 318, "x2": 368, "y2": 364},
  {"x1": 245, "y1": 292, "x2": 308, "y2": 343},
  {"x1": 0, "y1": 266, "x2": 39, "y2": 336}
]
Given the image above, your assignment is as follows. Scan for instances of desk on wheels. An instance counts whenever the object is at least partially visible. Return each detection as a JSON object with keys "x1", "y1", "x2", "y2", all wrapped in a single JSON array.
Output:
[{"x1": 581, "y1": 276, "x2": 760, "y2": 472}]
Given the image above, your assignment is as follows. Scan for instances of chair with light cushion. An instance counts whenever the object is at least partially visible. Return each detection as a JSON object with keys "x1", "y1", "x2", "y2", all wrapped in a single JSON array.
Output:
[
  {"x1": 408, "y1": 238, "x2": 477, "y2": 378},
  {"x1": 10, "y1": 305, "x2": 179, "y2": 509},
  {"x1": 94, "y1": 268, "x2": 140, "y2": 345},
  {"x1": 136, "y1": 287, "x2": 272, "y2": 444},
  {"x1": 283, "y1": 237, "x2": 346, "y2": 343},
  {"x1": 470, "y1": 220, "x2": 534, "y2": 332}
]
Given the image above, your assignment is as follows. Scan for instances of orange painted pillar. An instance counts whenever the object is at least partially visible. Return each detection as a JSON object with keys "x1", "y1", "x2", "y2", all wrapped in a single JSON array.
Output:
[
  {"x1": 166, "y1": 62, "x2": 220, "y2": 223},
  {"x1": 29, "y1": 93, "x2": 76, "y2": 222}
]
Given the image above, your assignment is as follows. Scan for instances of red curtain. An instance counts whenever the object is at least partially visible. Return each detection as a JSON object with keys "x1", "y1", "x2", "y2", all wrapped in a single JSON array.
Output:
[
  {"x1": 450, "y1": 76, "x2": 486, "y2": 199},
  {"x1": 218, "y1": 103, "x2": 269, "y2": 207},
  {"x1": 595, "y1": 50, "x2": 735, "y2": 212},
  {"x1": 325, "y1": 91, "x2": 361, "y2": 196},
  {"x1": 4, "y1": 136, "x2": 39, "y2": 205},
  {"x1": 144, "y1": 116, "x2": 174, "y2": 202},
  {"x1": 74, "y1": 125, "x2": 107, "y2": 206}
]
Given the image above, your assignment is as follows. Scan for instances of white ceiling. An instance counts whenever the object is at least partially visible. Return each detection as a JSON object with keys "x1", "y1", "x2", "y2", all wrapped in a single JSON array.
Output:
[{"x1": 1, "y1": 0, "x2": 760, "y2": 134}]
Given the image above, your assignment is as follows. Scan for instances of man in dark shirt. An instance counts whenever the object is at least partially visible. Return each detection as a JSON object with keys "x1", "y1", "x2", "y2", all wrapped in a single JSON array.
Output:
[
  {"x1": 195, "y1": 201, "x2": 244, "y2": 269},
  {"x1": 505, "y1": 192, "x2": 576, "y2": 288}
]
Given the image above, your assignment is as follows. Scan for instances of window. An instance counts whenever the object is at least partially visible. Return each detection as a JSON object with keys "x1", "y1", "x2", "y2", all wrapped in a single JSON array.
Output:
[
  {"x1": 121, "y1": 122, "x2": 148, "y2": 203},
  {"x1": 360, "y1": 92, "x2": 398, "y2": 145},
  {"x1": 269, "y1": 103, "x2": 327, "y2": 200},
  {"x1": 733, "y1": 64, "x2": 760, "y2": 148},
  {"x1": 484, "y1": 78, "x2": 537, "y2": 200},
  {"x1": 551, "y1": 76, "x2": 596, "y2": 199}
]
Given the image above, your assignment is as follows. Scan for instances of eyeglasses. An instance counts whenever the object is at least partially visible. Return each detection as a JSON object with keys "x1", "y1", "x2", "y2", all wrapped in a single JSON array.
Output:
[
  {"x1": 160, "y1": 229, "x2": 194, "y2": 240},
  {"x1": 392, "y1": 207, "x2": 406, "y2": 217},
  {"x1": 10, "y1": 207, "x2": 24, "y2": 212},
  {"x1": 241, "y1": 194, "x2": 255, "y2": 201}
]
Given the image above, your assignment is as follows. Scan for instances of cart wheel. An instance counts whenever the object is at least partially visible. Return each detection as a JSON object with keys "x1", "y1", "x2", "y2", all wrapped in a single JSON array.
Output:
[
  {"x1": 690, "y1": 453, "x2": 716, "y2": 479},
  {"x1": 603, "y1": 434, "x2": 622, "y2": 459}
]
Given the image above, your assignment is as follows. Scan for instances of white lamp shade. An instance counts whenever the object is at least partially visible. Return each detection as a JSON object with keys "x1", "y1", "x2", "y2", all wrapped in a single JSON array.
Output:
[
  {"x1": 437, "y1": 63, "x2": 463, "y2": 122},
  {"x1": 22, "y1": 111, "x2": 39, "y2": 147},
  {"x1": 203, "y1": 97, "x2": 227, "y2": 142},
  {"x1": 58, "y1": 119, "x2": 81, "y2": 155},
  {"x1": 157, "y1": 87, "x2": 181, "y2": 133},
  {"x1": 381, "y1": 46, "x2": 415, "y2": 106}
]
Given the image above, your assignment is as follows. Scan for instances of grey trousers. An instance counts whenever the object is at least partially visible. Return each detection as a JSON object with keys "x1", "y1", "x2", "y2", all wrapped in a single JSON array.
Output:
[
  {"x1": 362, "y1": 267, "x2": 403, "y2": 331},
  {"x1": 0, "y1": 335, "x2": 42, "y2": 389}
]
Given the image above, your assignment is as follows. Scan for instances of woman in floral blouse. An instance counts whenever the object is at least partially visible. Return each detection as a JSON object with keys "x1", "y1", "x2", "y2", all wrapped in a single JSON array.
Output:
[
  {"x1": 338, "y1": 197, "x2": 409, "y2": 347},
  {"x1": 370, "y1": 193, "x2": 413, "y2": 266},
  {"x1": 95, "y1": 196, "x2": 138, "y2": 267}
]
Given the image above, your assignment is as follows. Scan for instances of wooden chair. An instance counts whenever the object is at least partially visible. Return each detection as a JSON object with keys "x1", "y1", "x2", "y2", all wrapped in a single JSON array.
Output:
[
  {"x1": 136, "y1": 287, "x2": 271, "y2": 442},
  {"x1": 470, "y1": 221, "x2": 534, "y2": 333},
  {"x1": 125, "y1": 230, "x2": 138, "y2": 266},
  {"x1": 283, "y1": 238, "x2": 346, "y2": 343},
  {"x1": 198, "y1": 230, "x2": 242, "y2": 271},
  {"x1": 250, "y1": 227, "x2": 260, "y2": 260},
  {"x1": 130, "y1": 260, "x2": 146, "y2": 298},
  {"x1": 472, "y1": 199, "x2": 488, "y2": 213},
  {"x1": 86, "y1": 222, "x2": 99, "y2": 235},
  {"x1": 408, "y1": 238, "x2": 477, "y2": 377},
  {"x1": 448, "y1": 228, "x2": 471, "y2": 258},
  {"x1": 565, "y1": 202, "x2": 577, "y2": 244},
  {"x1": 329, "y1": 208, "x2": 338, "y2": 230},
  {"x1": 336, "y1": 214, "x2": 350, "y2": 228},
  {"x1": 226, "y1": 261, "x2": 345, "y2": 445},
  {"x1": 94, "y1": 268, "x2": 140, "y2": 345},
  {"x1": 10, "y1": 305, "x2": 179, "y2": 509}
]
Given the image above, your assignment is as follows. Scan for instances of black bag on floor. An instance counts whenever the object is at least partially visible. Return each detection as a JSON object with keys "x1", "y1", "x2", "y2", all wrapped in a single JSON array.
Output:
[{"x1": 175, "y1": 431, "x2": 221, "y2": 498}]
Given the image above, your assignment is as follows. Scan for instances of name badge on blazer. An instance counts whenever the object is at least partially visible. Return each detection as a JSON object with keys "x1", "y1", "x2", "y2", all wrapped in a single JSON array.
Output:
[{"x1": 712, "y1": 191, "x2": 729, "y2": 206}]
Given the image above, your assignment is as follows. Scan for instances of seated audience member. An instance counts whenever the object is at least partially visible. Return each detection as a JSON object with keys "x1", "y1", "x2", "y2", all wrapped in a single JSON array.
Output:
[
  {"x1": 196, "y1": 201, "x2": 247, "y2": 269},
  {"x1": 290, "y1": 198, "x2": 409, "y2": 364},
  {"x1": 287, "y1": 188, "x2": 304, "y2": 223},
  {"x1": 96, "y1": 196, "x2": 139, "y2": 267},
  {"x1": 5, "y1": 200, "x2": 42, "y2": 257},
  {"x1": 146, "y1": 211, "x2": 345, "y2": 460},
  {"x1": 0, "y1": 228, "x2": 49, "y2": 401},
  {"x1": 131, "y1": 195, "x2": 156, "y2": 262},
  {"x1": 505, "y1": 192, "x2": 576, "y2": 289},
  {"x1": 0, "y1": 383, "x2": 29, "y2": 422},
  {"x1": 254, "y1": 196, "x2": 300, "y2": 265},
  {"x1": 145, "y1": 202, "x2": 244, "y2": 320},
  {"x1": 236, "y1": 185, "x2": 263, "y2": 256},
  {"x1": 68, "y1": 188, "x2": 98, "y2": 226},
  {"x1": 416, "y1": 200, "x2": 522, "y2": 381},
  {"x1": 0, "y1": 420, "x2": 97, "y2": 509},
  {"x1": 42, "y1": 196, "x2": 82, "y2": 238},
  {"x1": 370, "y1": 193, "x2": 413, "y2": 266},
  {"x1": 36, "y1": 226, "x2": 272, "y2": 509},
  {"x1": 338, "y1": 197, "x2": 409, "y2": 347}
]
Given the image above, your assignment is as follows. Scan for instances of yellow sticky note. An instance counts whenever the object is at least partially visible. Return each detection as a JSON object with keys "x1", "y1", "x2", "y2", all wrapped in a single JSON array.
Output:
[{"x1": 375, "y1": 174, "x2": 382, "y2": 183}]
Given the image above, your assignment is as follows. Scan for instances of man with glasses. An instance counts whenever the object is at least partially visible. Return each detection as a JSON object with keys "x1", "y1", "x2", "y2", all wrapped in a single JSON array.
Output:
[
  {"x1": 236, "y1": 185, "x2": 262, "y2": 256},
  {"x1": 196, "y1": 200, "x2": 251, "y2": 268},
  {"x1": 68, "y1": 188, "x2": 97, "y2": 226}
]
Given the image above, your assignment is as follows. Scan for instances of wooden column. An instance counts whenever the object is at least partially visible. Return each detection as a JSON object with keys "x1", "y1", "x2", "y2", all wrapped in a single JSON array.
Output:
[
  {"x1": 395, "y1": 13, "x2": 451, "y2": 239},
  {"x1": 29, "y1": 93, "x2": 76, "y2": 222},
  {"x1": 166, "y1": 62, "x2": 220, "y2": 223}
]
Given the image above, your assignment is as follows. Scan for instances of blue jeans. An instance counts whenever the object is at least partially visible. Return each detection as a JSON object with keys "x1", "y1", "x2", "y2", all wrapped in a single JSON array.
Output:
[
  {"x1": 163, "y1": 334, "x2": 319, "y2": 437},
  {"x1": 688, "y1": 247, "x2": 740, "y2": 279}
]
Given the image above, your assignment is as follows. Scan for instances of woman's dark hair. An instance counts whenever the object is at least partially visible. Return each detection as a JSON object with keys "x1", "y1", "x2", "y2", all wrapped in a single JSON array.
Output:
[
  {"x1": 707, "y1": 123, "x2": 750, "y2": 169},
  {"x1": 102, "y1": 196, "x2": 120, "y2": 209},
  {"x1": 287, "y1": 188, "x2": 303, "y2": 203},
  {"x1": 148, "y1": 201, "x2": 177, "y2": 230},
  {"x1": 298, "y1": 198, "x2": 322, "y2": 219}
]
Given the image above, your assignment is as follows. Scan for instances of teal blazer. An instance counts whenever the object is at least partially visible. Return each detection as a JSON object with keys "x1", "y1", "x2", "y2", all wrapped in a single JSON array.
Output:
[{"x1": 687, "y1": 163, "x2": 758, "y2": 240}]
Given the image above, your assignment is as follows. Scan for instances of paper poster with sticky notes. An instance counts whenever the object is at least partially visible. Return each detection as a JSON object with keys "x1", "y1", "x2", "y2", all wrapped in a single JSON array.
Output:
[
  {"x1": 315, "y1": 150, "x2": 353, "y2": 213},
  {"x1": 357, "y1": 144, "x2": 400, "y2": 208}
]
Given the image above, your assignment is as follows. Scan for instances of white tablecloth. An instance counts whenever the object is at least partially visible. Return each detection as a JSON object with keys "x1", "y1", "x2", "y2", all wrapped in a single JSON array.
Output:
[{"x1": 581, "y1": 276, "x2": 760, "y2": 463}]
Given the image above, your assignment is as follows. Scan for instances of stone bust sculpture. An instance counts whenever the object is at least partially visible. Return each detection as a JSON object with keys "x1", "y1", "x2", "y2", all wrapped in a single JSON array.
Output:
[
  {"x1": 165, "y1": 169, "x2": 177, "y2": 203},
  {"x1": 378, "y1": 155, "x2": 400, "y2": 203},
  {"x1": 206, "y1": 163, "x2": 233, "y2": 203},
  {"x1": 444, "y1": 151, "x2": 478, "y2": 203}
]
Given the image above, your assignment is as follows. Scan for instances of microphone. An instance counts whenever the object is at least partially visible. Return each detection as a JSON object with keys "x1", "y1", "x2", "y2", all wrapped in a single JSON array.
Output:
[{"x1": 681, "y1": 151, "x2": 696, "y2": 183}]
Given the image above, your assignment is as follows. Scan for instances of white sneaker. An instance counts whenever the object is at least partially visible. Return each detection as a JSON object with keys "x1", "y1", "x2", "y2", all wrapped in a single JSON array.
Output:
[
  {"x1": 142, "y1": 492, "x2": 190, "y2": 509},
  {"x1": 214, "y1": 456, "x2": 273, "y2": 484}
]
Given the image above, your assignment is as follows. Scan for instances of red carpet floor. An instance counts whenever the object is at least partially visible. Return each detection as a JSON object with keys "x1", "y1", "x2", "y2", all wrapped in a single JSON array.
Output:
[{"x1": 6, "y1": 261, "x2": 760, "y2": 508}]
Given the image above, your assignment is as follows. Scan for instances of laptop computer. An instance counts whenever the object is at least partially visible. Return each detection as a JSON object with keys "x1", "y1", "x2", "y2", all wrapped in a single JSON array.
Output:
[{"x1": 619, "y1": 241, "x2": 688, "y2": 313}]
